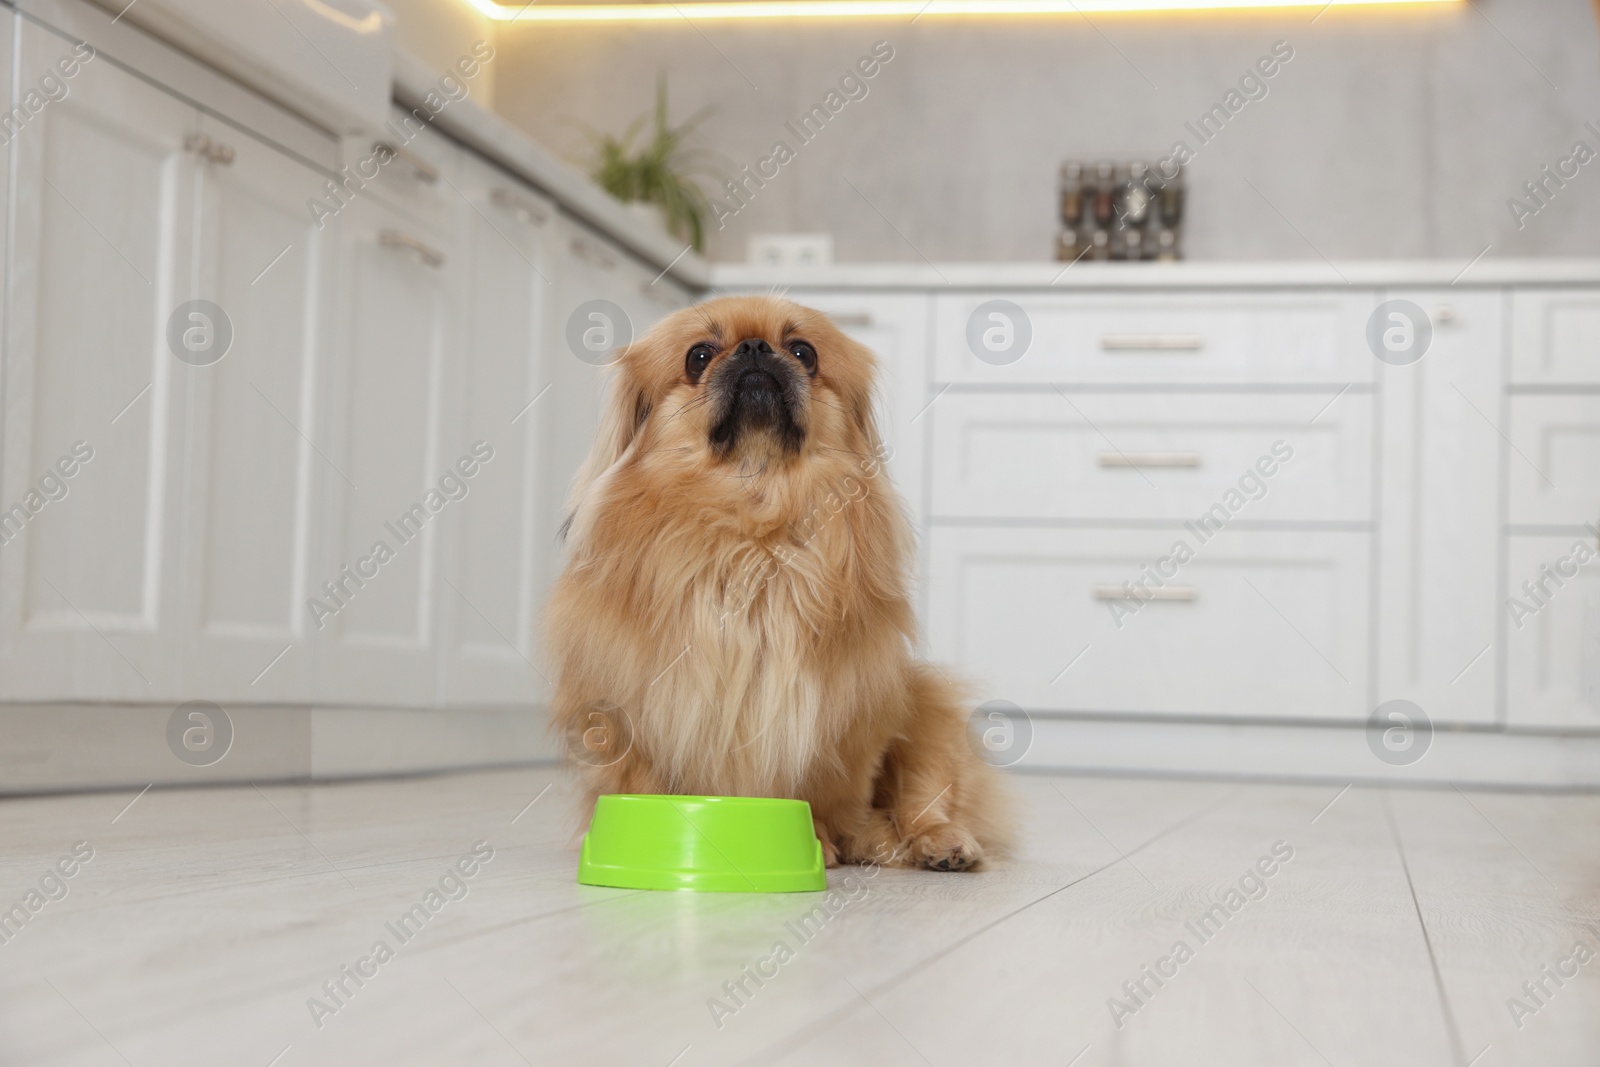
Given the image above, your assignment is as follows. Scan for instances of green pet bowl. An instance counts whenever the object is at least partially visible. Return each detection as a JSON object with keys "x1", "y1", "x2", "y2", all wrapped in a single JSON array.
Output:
[{"x1": 577, "y1": 794, "x2": 826, "y2": 893}]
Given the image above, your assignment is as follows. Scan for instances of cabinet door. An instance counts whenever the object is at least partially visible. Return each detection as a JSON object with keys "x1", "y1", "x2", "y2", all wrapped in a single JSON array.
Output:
[
  {"x1": 537, "y1": 223, "x2": 691, "y2": 596},
  {"x1": 768, "y1": 293, "x2": 932, "y2": 623},
  {"x1": 928, "y1": 526, "x2": 1371, "y2": 720},
  {"x1": 1511, "y1": 289, "x2": 1600, "y2": 385},
  {"x1": 0, "y1": 8, "x2": 11, "y2": 330},
  {"x1": 437, "y1": 163, "x2": 555, "y2": 706},
  {"x1": 0, "y1": 21, "x2": 199, "y2": 701},
  {"x1": 537, "y1": 220, "x2": 628, "y2": 595},
  {"x1": 782, "y1": 293, "x2": 929, "y2": 519},
  {"x1": 176, "y1": 114, "x2": 335, "y2": 702},
  {"x1": 316, "y1": 196, "x2": 459, "y2": 706},
  {"x1": 1505, "y1": 535, "x2": 1600, "y2": 727},
  {"x1": 1507, "y1": 396, "x2": 1600, "y2": 530},
  {"x1": 1373, "y1": 290, "x2": 1502, "y2": 724}
]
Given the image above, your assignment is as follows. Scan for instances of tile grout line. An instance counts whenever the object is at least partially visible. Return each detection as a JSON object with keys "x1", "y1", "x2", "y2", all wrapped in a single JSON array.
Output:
[
  {"x1": 1380, "y1": 792, "x2": 1469, "y2": 1067},
  {"x1": 745, "y1": 784, "x2": 1249, "y2": 1067}
]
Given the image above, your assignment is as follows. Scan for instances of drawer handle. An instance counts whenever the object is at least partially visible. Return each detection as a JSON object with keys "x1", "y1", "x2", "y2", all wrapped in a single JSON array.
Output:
[
  {"x1": 571, "y1": 236, "x2": 618, "y2": 271},
  {"x1": 378, "y1": 229, "x2": 446, "y2": 269},
  {"x1": 1093, "y1": 585, "x2": 1197, "y2": 602},
  {"x1": 1100, "y1": 334, "x2": 1204, "y2": 351},
  {"x1": 1097, "y1": 451, "x2": 1201, "y2": 468},
  {"x1": 375, "y1": 141, "x2": 439, "y2": 185},
  {"x1": 829, "y1": 312, "x2": 874, "y2": 328},
  {"x1": 184, "y1": 132, "x2": 235, "y2": 166},
  {"x1": 491, "y1": 187, "x2": 550, "y2": 226}
]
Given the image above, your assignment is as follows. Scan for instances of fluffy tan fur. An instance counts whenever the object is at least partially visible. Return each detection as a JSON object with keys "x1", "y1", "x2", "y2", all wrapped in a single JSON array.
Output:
[{"x1": 546, "y1": 295, "x2": 1010, "y2": 870}]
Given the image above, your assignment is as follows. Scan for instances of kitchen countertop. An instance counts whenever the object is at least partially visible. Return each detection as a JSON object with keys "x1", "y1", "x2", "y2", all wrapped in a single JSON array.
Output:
[
  {"x1": 392, "y1": 52, "x2": 710, "y2": 290},
  {"x1": 711, "y1": 258, "x2": 1600, "y2": 290}
]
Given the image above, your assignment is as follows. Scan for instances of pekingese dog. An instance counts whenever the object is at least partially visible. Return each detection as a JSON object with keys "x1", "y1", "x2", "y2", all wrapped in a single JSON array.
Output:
[{"x1": 546, "y1": 295, "x2": 1008, "y2": 870}]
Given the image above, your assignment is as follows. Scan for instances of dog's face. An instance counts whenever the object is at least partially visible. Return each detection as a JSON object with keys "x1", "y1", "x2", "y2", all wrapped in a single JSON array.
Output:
[{"x1": 578, "y1": 296, "x2": 880, "y2": 489}]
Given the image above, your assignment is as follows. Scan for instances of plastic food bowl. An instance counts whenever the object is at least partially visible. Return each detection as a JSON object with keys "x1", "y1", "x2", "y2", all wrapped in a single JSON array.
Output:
[{"x1": 577, "y1": 794, "x2": 827, "y2": 893}]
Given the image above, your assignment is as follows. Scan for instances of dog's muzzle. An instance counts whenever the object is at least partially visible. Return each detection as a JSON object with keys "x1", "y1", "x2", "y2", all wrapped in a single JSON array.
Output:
[{"x1": 709, "y1": 338, "x2": 804, "y2": 454}]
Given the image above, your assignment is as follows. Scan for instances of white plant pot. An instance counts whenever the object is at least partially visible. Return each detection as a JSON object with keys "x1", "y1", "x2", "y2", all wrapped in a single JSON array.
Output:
[{"x1": 626, "y1": 200, "x2": 672, "y2": 238}]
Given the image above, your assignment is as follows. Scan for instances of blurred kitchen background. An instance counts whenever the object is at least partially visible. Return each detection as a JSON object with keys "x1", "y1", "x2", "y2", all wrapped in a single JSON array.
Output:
[{"x1": 2, "y1": 0, "x2": 1598, "y2": 795}]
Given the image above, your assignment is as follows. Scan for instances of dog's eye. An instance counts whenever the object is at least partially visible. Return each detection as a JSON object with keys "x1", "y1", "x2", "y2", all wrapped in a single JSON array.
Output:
[
  {"x1": 788, "y1": 341, "x2": 817, "y2": 372},
  {"x1": 685, "y1": 342, "x2": 716, "y2": 382}
]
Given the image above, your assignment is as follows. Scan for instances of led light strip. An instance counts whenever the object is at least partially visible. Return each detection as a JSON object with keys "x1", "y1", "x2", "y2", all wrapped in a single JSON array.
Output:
[{"x1": 463, "y1": 0, "x2": 1460, "y2": 23}]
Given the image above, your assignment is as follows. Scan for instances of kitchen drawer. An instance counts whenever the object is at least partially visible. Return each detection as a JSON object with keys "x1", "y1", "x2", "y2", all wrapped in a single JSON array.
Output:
[
  {"x1": 339, "y1": 106, "x2": 461, "y2": 225},
  {"x1": 1511, "y1": 289, "x2": 1600, "y2": 385},
  {"x1": 929, "y1": 392, "x2": 1371, "y2": 522},
  {"x1": 932, "y1": 291, "x2": 1377, "y2": 385},
  {"x1": 928, "y1": 527, "x2": 1371, "y2": 720},
  {"x1": 1505, "y1": 535, "x2": 1600, "y2": 727},
  {"x1": 1508, "y1": 396, "x2": 1600, "y2": 528}
]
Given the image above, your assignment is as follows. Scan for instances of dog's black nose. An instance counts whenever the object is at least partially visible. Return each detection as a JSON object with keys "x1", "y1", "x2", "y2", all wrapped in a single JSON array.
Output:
[{"x1": 731, "y1": 338, "x2": 774, "y2": 361}]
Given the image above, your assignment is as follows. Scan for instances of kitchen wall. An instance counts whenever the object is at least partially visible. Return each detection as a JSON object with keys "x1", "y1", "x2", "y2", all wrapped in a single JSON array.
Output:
[
  {"x1": 388, "y1": 0, "x2": 497, "y2": 105},
  {"x1": 489, "y1": 0, "x2": 1600, "y2": 263}
]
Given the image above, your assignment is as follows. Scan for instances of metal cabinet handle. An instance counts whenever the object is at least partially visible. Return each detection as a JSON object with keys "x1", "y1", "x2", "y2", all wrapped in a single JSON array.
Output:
[
  {"x1": 571, "y1": 236, "x2": 618, "y2": 271},
  {"x1": 374, "y1": 141, "x2": 439, "y2": 185},
  {"x1": 378, "y1": 229, "x2": 446, "y2": 269},
  {"x1": 1093, "y1": 585, "x2": 1197, "y2": 602},
  {"x1": 1097, "y1": 451, "x2": 1202, "y2": 468},
  {"x1": 184, "y1": 132, "x2": 234, "y2": 165},
  {"x1": 1100, "y1": 334, "x2": 1203, "y2": 351},
  {"x1": 829, "y1": 312, "x2": 874, "y2": 328},
  {"x1": 490, "y1": 187, "x2": 550, "y2": 226}
]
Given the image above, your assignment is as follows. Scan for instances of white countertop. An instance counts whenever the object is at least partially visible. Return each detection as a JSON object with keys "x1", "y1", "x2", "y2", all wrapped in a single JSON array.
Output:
[
  {"x1": 711, "y1": 258, "x2": 1600, "y2": 291},
  {"x1": 392, "y1": 52, "x2": 710, "y2": 290}
]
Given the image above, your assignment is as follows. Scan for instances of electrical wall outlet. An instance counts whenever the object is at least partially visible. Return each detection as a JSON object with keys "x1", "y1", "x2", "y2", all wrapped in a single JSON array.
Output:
[{"x1": 747, "y1": 234, "x2": 834, "y2": 268}]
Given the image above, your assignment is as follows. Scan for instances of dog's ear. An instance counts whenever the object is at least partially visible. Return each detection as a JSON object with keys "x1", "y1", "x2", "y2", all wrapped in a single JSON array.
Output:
[
  {"x1": 840, "y1": 334, "x2": 887, "y2": 458},
  {"x1": 562, "y1": 353, "x2": 650, "y2": 538}
]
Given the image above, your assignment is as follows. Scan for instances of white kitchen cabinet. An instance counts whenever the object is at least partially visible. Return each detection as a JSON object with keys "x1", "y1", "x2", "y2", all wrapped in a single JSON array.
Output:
[
  {"x1": 1507, "y1": 396, "x2": 1600, "y2": 530},
  {"x1": 315, "y1": 192, "x2": 461, "y2": 707},
  {"x1": 928, "y1": 526, "x2": 1372, "y2": 720},
  {"x1": 931, "y1": 290, "x2": 1378, "y2": 386},
  {"x1": 929, "y1": 391, "x2": 1370, "y2": 523},
  {"x1": 1373, "y1": 290, "x2": 1504, "y2": 723},
  {"x1": 175, "y1": 112, "x2": 336, "y2": 704},
  {"x1": 1505, "y1": 535, "x2": 1600, "y2": 727},
  {"x1": 775, "y1": 293, "x2": 930, "y2": 521},
  {"x1": 342, "y1": 109, "x2": 461, "y2": 230},
  {"x1": 436, "y1": 157, "x2": 557, "y2": 707},
  {"x1": 1511, "y1": 289, "x2": 1600, "y2": 385},
  {"x1": 0, "y1": 8, "x2": 10, "y2": 352},
  {"x1": 0, "y1": 17, "x2": 199, "y2": 701},
  {"x1": 538, "y1": 220, "x2": 646, "y2": 579}
]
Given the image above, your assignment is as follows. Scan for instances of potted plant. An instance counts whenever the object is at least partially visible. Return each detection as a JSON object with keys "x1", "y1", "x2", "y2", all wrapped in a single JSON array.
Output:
[{"x1": 587, "y1": 75, "x2": 718, "y2": 252}]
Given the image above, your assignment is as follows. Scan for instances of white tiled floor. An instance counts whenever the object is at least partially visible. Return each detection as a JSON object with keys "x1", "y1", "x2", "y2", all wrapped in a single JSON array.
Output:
[{"x1": 1, "y1": 768, "x2": 1596, "y2": 1066}]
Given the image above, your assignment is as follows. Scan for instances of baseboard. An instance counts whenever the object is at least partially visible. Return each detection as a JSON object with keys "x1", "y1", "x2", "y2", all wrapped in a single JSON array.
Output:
[
  {"x1": 1008, "y1": 714, "x2": 1600, "y2": 790},
  {"x1": 0, "y1": 703, "x2": 561, "y2": 795},
  {"x1": 4, "y1": 704, "x2": 1596, "y2": 795}
]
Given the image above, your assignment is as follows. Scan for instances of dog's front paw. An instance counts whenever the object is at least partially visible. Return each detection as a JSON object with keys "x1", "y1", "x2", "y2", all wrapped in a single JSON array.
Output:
[
  {"x1": 912, "y1": 825, "x2": 982, "y2": 872},
  {"x1": 820, "y1": 836, "x2": 842, "y2": 869}
]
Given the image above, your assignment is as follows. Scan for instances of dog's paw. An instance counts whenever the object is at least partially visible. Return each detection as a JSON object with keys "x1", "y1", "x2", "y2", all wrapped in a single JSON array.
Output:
[
  {"x1": 912, "y1": 825, "x2": 982, "y2": 872},
  {"x1": 814, "y1": 823, "x2": 843, "y2": 868}
]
